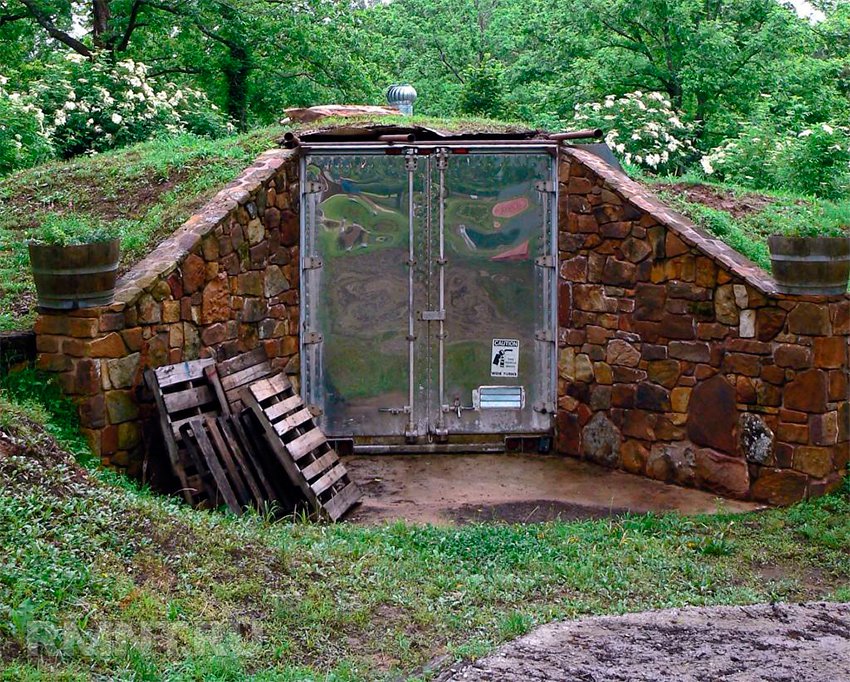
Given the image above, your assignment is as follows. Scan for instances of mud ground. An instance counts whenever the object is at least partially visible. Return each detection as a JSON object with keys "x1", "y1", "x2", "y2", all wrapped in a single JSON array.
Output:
[
  {"x1": 342, "y1": 454, "x2": 761, "y2": 525},
  {"x1": 440, "y1": 602, "x2": 850, "y2": 681}
]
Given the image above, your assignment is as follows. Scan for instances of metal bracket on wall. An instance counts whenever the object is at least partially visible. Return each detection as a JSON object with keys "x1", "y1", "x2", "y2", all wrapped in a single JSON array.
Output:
[
  {"x1": 535, "y1": 329, "x2": 555, "y2": 343},
  {"x1": 303, "y1": 331, "x2": 323, "y2": 344},
  {"x1": 304, "y1": 181, "x2": 322, "y2": 194},
  {"x1": 418, "y1": 310, "x2": 446, "y2": 321},
  {"x1": 302, "y1": 256, "x2": 323, "y2": 270},
  {"x1": 535, "y1": 180, "x2": 556, "y2": 193},
  {"x1": 535, "y1": 255, "x2": 556, "y2": 268}
]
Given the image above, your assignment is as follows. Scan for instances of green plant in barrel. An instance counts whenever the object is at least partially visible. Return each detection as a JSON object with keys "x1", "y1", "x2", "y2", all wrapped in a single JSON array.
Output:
[{"x1": 28, "y1": 215, "x2": 121, "y2": 309}]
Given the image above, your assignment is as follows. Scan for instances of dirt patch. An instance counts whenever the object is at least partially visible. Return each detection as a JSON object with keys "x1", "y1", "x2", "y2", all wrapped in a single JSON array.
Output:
[
  {"x1": 441, "y1": 602, "x2": 850, "y2": 681},
  {"x1": 652, "y1": 182, "x2": 778, "y2": 218},
  {"x1": 449, "y1": 499, "x2": 631, "y2": 524}
]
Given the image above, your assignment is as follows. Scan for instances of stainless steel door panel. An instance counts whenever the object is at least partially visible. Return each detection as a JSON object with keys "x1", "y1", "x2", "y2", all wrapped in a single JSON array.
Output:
[{"x1": 302, "y1": 148, "x2": 556, "y2": 441}]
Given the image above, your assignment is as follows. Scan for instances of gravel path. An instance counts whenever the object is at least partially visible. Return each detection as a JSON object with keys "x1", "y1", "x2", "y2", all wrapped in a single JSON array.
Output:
[{"x1": 440, "y1": 602, "x2": 850, "y2": 681}]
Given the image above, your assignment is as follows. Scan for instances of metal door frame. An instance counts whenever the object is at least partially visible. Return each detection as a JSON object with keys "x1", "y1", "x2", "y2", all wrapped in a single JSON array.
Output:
[{"x1": 299, "y1": 143, "x2": 559, "y2": 449}]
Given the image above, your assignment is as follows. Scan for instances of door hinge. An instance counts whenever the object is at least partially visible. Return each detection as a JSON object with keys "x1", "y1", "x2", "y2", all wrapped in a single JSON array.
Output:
[
  {"x1": 535, "y1": 180, "x2": 556, "y2": 193},
  {"x1": 418, "y1": 310, "x2": 446, "y2": 321},
  {"x1": 436, "y1": 148, "x2": 449, "y2": 170},
  {"x1": 535, "y1": 255, "x2": 556, "y2": 268},
  {"x1": 304, "y1": 181, "x2": 322, "y2": 194},
  {"x1": 404, "y1": 148, "x2": 418, "y2": 171},
  {"x1": 533, "y1": 401, "x2": 556, "y2": 414},
  {"x1": 307, "y1": 404, "x2": 323, "y2": 417},
  {"x1": 535, "y1": 329, "x2": 555, "y2": 343},
  {"x1": 303, "y1": 331, "x2": 323, "y2": 344},
  {"x1": 302, "y1": 256, "x2": 323, "y2": 270}
]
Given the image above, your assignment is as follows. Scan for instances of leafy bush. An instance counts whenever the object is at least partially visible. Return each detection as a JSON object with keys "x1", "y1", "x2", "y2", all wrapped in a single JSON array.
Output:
[
  {"x1": 29, "y1": 54, "x2": 234, "y2": 158},
  {"x1": 0, "y1": 76, "x2": 52, "y2": 175},
  {"x1": 31, "y1": 214, "x2": 120, "y2": 247},
  {"x1": 702, "y1": 119, "x2": 850, "y2": 200},
  {"x1": 572, "y1": 91, "x2": 698, "y2": 175}
]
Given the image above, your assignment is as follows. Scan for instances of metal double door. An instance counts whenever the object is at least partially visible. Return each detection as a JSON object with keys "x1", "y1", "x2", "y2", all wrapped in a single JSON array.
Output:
[{"x1": 300, "y1": 146, "x2": 557, "y2": 442}]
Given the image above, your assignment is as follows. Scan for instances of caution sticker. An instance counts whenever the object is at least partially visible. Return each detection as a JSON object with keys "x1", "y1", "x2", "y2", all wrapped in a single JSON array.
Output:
[{"x1": 491, "y1": 338, "x2": 519, "y2": 377}]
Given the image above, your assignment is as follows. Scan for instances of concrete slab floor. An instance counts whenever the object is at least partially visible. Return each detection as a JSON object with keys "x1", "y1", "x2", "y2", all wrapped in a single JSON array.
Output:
[{"x1": 341, "y1": 454, "x2": 763, "y2": 525}]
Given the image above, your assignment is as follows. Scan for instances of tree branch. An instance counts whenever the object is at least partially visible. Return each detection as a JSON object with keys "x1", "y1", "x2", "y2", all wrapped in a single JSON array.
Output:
[
  {"x1": 116, "y1": 0, "x2": 145, "y2": 52},
  {"x1": 14, "y1": 0, "x2": 92, "y2": 55}
]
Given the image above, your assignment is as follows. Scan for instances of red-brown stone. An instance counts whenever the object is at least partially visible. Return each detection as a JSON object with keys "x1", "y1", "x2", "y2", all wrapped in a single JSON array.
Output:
[
  {"x1": 751, "y1": 468, "x2": 809, "y2": 505},
  {"x1": 687, "y1": 374, "x2": 737, "y2": 454},
  {"x1": 787, "y1": 302, "x2": 831, "y2": 336},
  {"x1": 756, "y1": 307, "x2": 786, "y2": 341},
  {"x1": 181, "y1": 253, "x2": 206, "y2": 294},
  {"x1": 695, "y1": 448, "x2": 750, "y2": 498},
  {"x1": 774, "y1": 344, "x2": 811, "y2": 370},
  {"x1": 813, "y1": 337, "x2": 845, "y2": 369},
  {"x1": 784, "y1": 368, "x2": 828, "y2": 413}
]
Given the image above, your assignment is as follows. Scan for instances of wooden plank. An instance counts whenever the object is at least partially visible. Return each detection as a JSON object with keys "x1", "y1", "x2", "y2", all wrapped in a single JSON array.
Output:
[
  {"x1": 163, "y1": 385, "x2": 216, "y2": 413},
  {"x1": 230, "y1": 410, "x2": 282, "y2": 502},
  {"x1": 145, "y1": 368, "x2": 193, "y2": 503},
  {"x1": 221, "y1": 363, "x2": 275, "y2": 392},
  {"x1": 323, "y1": 482, "x2": 362, "y2": 522},
  {"x1": 217, "y1": 347, "x2": 269, "y2": 377},
  {"x1": 155, "y1": 359, "x2": 215, "y2": 388},
  {"x1": 248, "y1": 374, "x2": 292, "y2": 403},
  {"x1": 300, "y1": 451, "x2": 338, "y2": 481},
  {"x1": 204, "y1": 364, "x2": 231, "y2": 416},
  {"x1": 286, "y1": 428, "x2": 326, "y2": 461},
  {"x1": 218, "y1": 416, "x2": 265, "y2": 504},
  {"x1": 205, "y1": 416, "x2": 250, "y2": 506},
  {"x1": 265, "y1": 395, "x2": 302, "y2": 421},
  {"x1": 242, "y1": 391, "x2": 321, "y2": 512},
  {"x1": 311, "y1": 463, "x2": 347, "y2": 497},
  {"x1": 181, "y1": 420, "x2": 241, "y2": 514},
  {"x1": 273, "y1": 408, "x2": 313, "y2": 436}
]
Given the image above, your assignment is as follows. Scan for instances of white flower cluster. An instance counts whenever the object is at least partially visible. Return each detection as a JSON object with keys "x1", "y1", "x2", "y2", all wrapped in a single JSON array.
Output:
[
  {"x1": 573, "y1": 91, "x2": 698, "y2": 174},
  {"x1": 26, "y1": 54, "x2": 233, "y2": 157}
]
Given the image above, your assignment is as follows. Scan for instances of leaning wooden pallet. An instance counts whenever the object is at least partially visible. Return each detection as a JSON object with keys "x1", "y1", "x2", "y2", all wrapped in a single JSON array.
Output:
[
  {"x1": 145, "y1": 358, "x2": 220, "y2": 505},
  {"x1": 213, "y1": 346, "x2": 278, "y2": 415},
  {"x1": 242, "y1": 373, "x2": 361, "y2": 521}
]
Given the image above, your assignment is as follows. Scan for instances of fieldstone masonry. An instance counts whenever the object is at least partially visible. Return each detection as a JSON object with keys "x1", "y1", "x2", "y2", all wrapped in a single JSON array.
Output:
[
  {"x1": 35, "y1": 149, "x2": 301, "y2": 475},
  {"x1": 556, "y1": 147, "x2": 849, "y2": 505},
  {"x1": 33, "y1": 142, "x2": 849, "y2": 504}
]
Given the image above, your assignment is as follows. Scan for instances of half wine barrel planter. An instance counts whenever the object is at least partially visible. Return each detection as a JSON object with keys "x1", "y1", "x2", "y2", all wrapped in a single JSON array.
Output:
[
  {"x1": 768, "y1": 235, "x2": 850, "y2": 296},
  {"x1": 29, "y1": 239, "x2": 121, "y2": 309}
]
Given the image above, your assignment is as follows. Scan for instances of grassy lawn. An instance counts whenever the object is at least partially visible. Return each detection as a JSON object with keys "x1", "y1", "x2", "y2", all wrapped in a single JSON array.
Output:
[{"x1": 1, "y1": 376, "x2": 849, "y2": 681}]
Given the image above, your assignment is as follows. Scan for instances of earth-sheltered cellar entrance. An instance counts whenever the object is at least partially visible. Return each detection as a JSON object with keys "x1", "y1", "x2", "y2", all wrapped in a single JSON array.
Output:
[
  {"x1": 301, "y1": 142, "x2": 558, "y2": 451},
  {"x1": 32, "y1": 122, "x2": 850, "y2": 508}
]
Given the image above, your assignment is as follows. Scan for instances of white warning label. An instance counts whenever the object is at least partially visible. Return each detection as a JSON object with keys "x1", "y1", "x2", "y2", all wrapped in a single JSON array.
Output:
[{"x1": 491, "y1": 338, "x2": 519, "y2": 377}]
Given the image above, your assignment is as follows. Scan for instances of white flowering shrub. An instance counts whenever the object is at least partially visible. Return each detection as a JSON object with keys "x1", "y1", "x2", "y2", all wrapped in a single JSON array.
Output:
[
  {"x1": 702, "y1": 121, "x2": 850, "y2": 199},
  {"x1": 0, "y1": 76, "x2": 52, "y2": 175},
  {"x1": 30, "y1": 54, "x2": 233, "y2": 158},
  {"x1": 572, "y1": 91, "x2": 698, "y2": 175}
]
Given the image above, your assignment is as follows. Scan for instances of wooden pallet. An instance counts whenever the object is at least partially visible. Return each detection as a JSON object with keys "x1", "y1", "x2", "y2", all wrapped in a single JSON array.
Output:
[
  {"x1": 179, "y1": 415, "x2": 275, "y2": 514},
  {"x1": 145, "y1": 358, "x2": 219, "y2": 504},
  {"x1": 213, "y1": 347, "x2": 277, "y2": 415},
  {"x1": 242, "y1": 373, "x2": 361, "y2": 521}
]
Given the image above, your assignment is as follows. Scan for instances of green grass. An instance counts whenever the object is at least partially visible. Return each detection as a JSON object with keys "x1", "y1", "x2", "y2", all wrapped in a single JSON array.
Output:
[{"x1": 1, "y1": 386, "x2": 849, "y2": 680}]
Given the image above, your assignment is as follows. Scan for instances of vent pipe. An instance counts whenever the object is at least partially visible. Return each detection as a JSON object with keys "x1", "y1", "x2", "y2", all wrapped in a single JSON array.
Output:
[{"x1": 386, "y1": 84, "x2": 417, "y2": 116}]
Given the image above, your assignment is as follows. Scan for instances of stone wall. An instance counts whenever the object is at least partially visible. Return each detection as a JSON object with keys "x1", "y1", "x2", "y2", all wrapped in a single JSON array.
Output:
[
  {"x1": 556, "y1": 147, "x2": 849, "y2": 505},
  {"x1": 34, "y1": 149, "x2": 300, "y2": 474},
  {"x1": 32, "y1": 142, "x2": 849, "y2": 505}
]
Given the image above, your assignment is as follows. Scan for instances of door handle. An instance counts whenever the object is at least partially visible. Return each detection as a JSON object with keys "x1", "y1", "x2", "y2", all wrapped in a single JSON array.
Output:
[{"x1": 446, "y1": 397, "x2": 475, "y2": 419}]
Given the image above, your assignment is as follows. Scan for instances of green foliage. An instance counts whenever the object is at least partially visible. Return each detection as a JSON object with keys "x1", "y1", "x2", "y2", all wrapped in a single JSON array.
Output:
[
  {"x1": 0, "y1": 77, "x2": 52, "y2": 175},
  {"x1": 0, "y1": 370, "x2": 91, "y2": 461},
  {"x1": 31, "y1": 214, "x2": 119, "y2": 247},
  {"x1": 459, "y1": 58, "x2": 506, "y2": 118}
]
